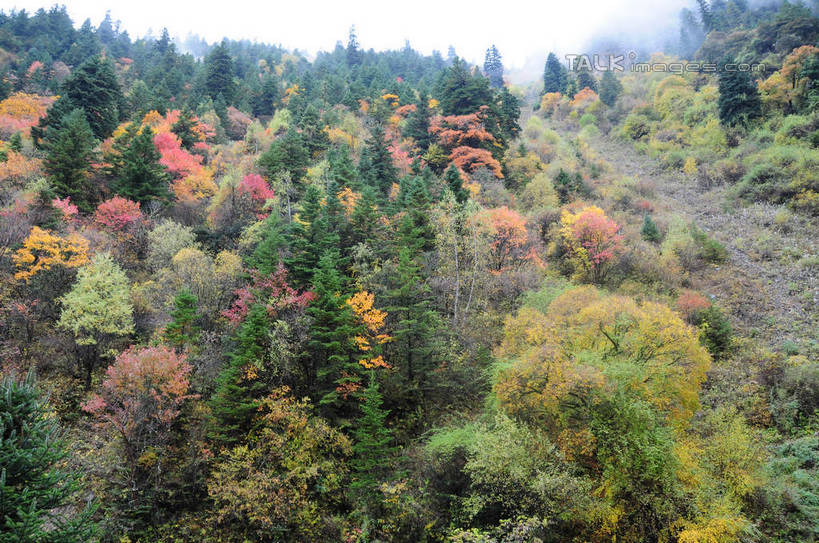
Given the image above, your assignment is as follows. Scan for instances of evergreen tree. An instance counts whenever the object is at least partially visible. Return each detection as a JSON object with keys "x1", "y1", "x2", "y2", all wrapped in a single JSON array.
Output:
[
  {"x1": 397, "y1": 177, "x2": 435, "y2": 254},
  {"x1": 0, "y1": 373, "x2": 97, "y2": 543},
  {"x1": 205, "y1": 40, "x2": 236, "y2": 103},
  {"x1": 170, "y1": 109, "x2": 198, "y2": 150},
  {"x1": 42, "y1": 108, "x2": 98, "y2": 213},
  {"x1": 258, "y1": 128, "x2": 310, "y2": 183},
  {"x1": 298, "y1": 104, "x2": 330, "y2": 158},
  {"x1": 543, "y1": 52, "x2": 568, "y2": 94},
  {"x1": 351, "y1": 374, "x2": 396, "y2": 498},
  {"x1": 34, "y1": 55, "x2": 123, "y2": 142},
  {"x1": 346, "y1": 25, "x2": 362, "y2": 67},
  {"x1": 576, "y1": 65, "x2": 598, "y2": 93},
  {"x1": 405, "y1": 91, "x2": 433, "y2": 152},
  {"x1": 484, "y1": 44, "x2": 504, "y2": 88},
  {"x1": 360, "y1": 123, "x2": 398, "y2": 196},
  {"x1": 328, "y1": 144, "x2": 359, "y2": 188},
  {"x1": 247, "y1": 213, "x2": 286, "y2": 275},
  {"x1": 385, "y1": 248, "x2": 438, "y2": 386},
  {"x1": 164, "y1": 288, "x2": 200, "y2": 350},
  {"x1": 717, "y1": 58, "x2": 762, "y2": 126},
  {"x1": 497, "y1": 86, "x2": 521, "y2": 142},
  {"x1": 350, "y1": 186, "x2": 380, "y2": 245},
  {"x1": 445, "y1": 163, "x2": 468, "y2": 204},
  {"x1": 436, "y1": 57, "x2": 495, "y2": 115},
  {"x1": 251, "y1": 74, "x2": 280, "y2": 117},
  {"x1": 599, "y1": 70, "x2": 623, "y2": 107},
  {"x1": 286, "y1": 185, "x2": 329, "y2": 287},
  {"x1": 641, "y1": 214, "x2": 662, "y2": 243},
  {"x1": 209, "y1": 303, "x2": 272, "y2": 447},
  {"x1": 307, "y1": 250, "x2": 357, "y2": 406},
  {"x1": 108, "y1": 124, "x2": 170, "y2": 204},
  {"x1": 8, "y1": 132, "x2": 22, "y2": 152}
]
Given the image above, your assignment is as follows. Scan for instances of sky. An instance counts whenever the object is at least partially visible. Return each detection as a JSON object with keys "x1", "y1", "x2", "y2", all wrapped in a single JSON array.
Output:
[{"x1": 8, "y1": 0, "x2": 690, "y2": 71}]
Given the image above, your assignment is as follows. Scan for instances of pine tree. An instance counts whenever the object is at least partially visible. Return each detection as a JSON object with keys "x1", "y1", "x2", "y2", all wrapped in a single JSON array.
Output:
[
  {"x1": 599, "y1": 70, "x2": 623, "y2": 107},
  {"x1": 718, "y1": 58, "x2": 762, "y2": 126},
  {"x1": 307, "y1": 250, "x2": 358, "y2": 406},
  {"x1": 484, "y1": 44, "x2": 504, "y2": 88},
  {"x1": 33, "y1": 55, "x2": 123, "y2": 142},
  {"x1": 351, "y1": 373, "x2": 395, "y2": 498},
  {"x1": 328, "y1": 144, "x2": 359, "y2": 188},
  {"x1": 0, "y1": 373, "x2": 97, "y2": 542},
  {"x1": 171, "y1": 109, "x2": 199, "y2": 150},
  {"x1": 346, "y1": 25, "x2": 363, "y2": 67},
  {"x1": 258, "y1": 128, "x2": 310, "y2": 183},
  {"x1": 247, "y1": 213, "x2": 286, "y2": 275},
  {"x1": 444, "y1": 163, "x2": 468, "y2": 204},
  {"x1": 350, "y1": 187, "x2": 380, "y2": 245},
  {"x1": 164, "y1": 288, "x2": 200, "y2": 350},
  {"x1": 251, "y1": 74, "x2": 281, "y2": 117},
  {"x1": 209, "y1": 303, "x2": 272, "y2": 447},
  {"x1": 108, "y1": 124, "x2": 170, "y2": 204},
  {"x1": 42, "y1": 108, "x2": 98, "y2": 213},
  {"x1": 437, "y1": 58, "x2": 495, "y2": 116},
  {"x1": 286, "y1": 185, "x2": 329, "y2": 287},
  {"x1": 205, "y1": 40, "x2": 236, "y2": 103},
  {"x1": 641, "y1": 214, "x2": 662, "y2": 243},
  {"x1": 576, "y1": 65, "x2": 598, "y2": 93},
  {"x1": 298, "y1": 104, "x2": 329, "y2": 158},
  {"x1": 497, "y1": 87, "x2": 521, "y2": 142},
  {"x1": 543, "y1": 52, "x2": 568, "y2": 94},
  {"x1": 405, "y1": 91, "x2": 432, "y2": 152},
  {"x1": 361, "y1": 123, "x2": 398, "y2": 196}
]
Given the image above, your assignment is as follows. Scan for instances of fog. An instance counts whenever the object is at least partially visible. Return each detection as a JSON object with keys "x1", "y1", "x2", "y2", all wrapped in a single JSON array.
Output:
[{"x1": 7, "y1": 0, "x2": 735, "y2": 82}]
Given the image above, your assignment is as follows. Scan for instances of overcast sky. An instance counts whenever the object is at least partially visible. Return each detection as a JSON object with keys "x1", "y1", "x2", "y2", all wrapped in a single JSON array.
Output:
[{"x1": 8, "y1": 0, "x2": 689, "y2": 69}]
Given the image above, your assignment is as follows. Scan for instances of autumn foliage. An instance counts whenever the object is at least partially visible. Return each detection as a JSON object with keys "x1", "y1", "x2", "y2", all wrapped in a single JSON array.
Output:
[
  {"x1": 560, "y1": 205, "x2": 624, "y2": 283},
  {"x1": 13, "y1": 226, "x2": 90, "y2": 281}
]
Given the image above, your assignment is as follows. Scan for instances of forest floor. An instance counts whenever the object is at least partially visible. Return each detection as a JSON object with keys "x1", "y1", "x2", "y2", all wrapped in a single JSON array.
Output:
[{"x1": 589, "y1": 131, "x2": 819, "y2": 355}]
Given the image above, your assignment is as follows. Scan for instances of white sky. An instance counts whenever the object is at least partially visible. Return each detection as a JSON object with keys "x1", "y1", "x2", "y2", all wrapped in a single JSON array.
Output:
[{"x1": 8, "y1": 0, "x2": 689, "y2": 70}]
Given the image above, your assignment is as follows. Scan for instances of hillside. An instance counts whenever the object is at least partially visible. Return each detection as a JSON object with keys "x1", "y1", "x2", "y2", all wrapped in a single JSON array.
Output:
[{"x1": 1, "y1": 3, "x2": 818, "y2": 543}]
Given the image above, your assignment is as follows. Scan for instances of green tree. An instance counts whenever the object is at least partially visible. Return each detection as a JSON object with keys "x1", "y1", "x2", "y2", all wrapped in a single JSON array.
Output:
[
  {"x1": 543, "y1": 52, "x2": 568, "y2": 94},
  {"x1": 436, "y1": 57, "x2": 495, "y2": 115},
  {"x1": 641, "y1": 213, "x2": 662, "y2": 243},
  {"x1": 351, "y1": 374, "x2": 396, "y2": 499},
  {"x1": 484, "y1": 44, "x2": 504, "y2": 88},
  {"x1": 718, "y1": 58, "x2": 762, "y2": 126},
  {"x1": 360, "y1": 123, "x2": 398, "y2": 196},
  {"x1": 205, "y1": 40, "x2": 236, "y2": 103},
  {"x1": 209, "y1": 303, "x2": 273, "y2": 447},
  {"x1": 599, "y1": 70, "x2": 623, "y2": 107},
  {"x1": 307, "y1": 250, "x2": 358, "y2": 407},
  {"x1": 247, "y1": 213, "x2": 286, "y2": 275},
  {"x1": 42, "y1": 108, "x2": 98, "y2": 213},
  {"x1": 0, "y1": 373, "x2": 97, "y2": 543},
  {"x1": 35, "y1": 55, "x2": 123, "y2": 142},
  {"x1": 170, "y1": 109, "x2": 199, "y2": 150},
  {"x1": 58, "y1": 253, "x2": 134, "y2": 388},
  {"x1": 445, "y1": 163, "x2": 468, "y2": 204},
  {"x1": 328, "y1": 144, "x2": 359, "y2": 188},
  {"x1": 164, "y1": 288, "x2": 201, "y2": 350},
  {"x1": 405, "y1": 91, "x2": 433, "y2": 152},
  {"x1": 258, "y1": 128, "x2": 310, "y2": 183},
  {"x1": 297, "y1": 104, "x2": 330, "y2": 158},
  {"x1": 108, "y1": 124, "x2": 170, "y2": 204},
  {"x1": 285, "y1": 185, "x2": 329, "y2": 287}
]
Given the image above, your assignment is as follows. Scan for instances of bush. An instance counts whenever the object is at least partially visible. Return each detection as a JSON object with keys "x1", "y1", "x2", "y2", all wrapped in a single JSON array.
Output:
[
  {"x1": 691, "y1": 225, "x2": 727, "y2": 263},
  {"x1": 692, "y1": 305, "x2": 733, "y2": 360},
  {"x1": 622, "y1": 113, "x2": 652, "y2": 140}
]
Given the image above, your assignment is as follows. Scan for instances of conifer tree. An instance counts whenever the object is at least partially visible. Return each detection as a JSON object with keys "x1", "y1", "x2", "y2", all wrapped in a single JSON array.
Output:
[
  {"x1": 247, "y1": 213, "x2": 286, "y2": 275},
  {"x1": 307, "y1": 250, "x2": 357, "y2": 406},
  {"x1": 543, "y1": 52, "x2": 568, "y2": 94},
  {"x1": 108, "y1": 124, "x2": 170, "y2": 204},
  {"x1": 599, "y1": 70, "x2": 623, "y2": 107},
  {"x1": 641, "y1": 214, "x2": 662, "y2": 243},
  {"x1": 209, "y1": 303, "x2": 271, "y2": 447},
  {"x1": 170, "y1": 109, "x2": 198, "y2": 150},
  {"x1": 258, "y1": 128, "x2": 310, "y2": 183},
  {"x1": 286, "y1": 185, "x2": 329, "y2": 287},
  {"x1": 718, "y1": 58, "x2": 762, "y2": 126},
  {"x1": 328, "y1": 145, "x2": 359, "y2": 188},
  {"x1": 164, "y1": 288, "x2": 201, "y2": 350},
  {"x1": 346, "y1": 25, "x2": 363, "y2": 67},
  {"x1": 444, "y1": 164, "x2": 469, "y2": 204},
  {"x1": 42, "y1": 108, "x2": 98, "y2": 213},
  {"x1": 484, "y1": 44, "x2": 504, "y2": 88},
  {"x1": 205, "y1": 40, "x2": 236, "y2": 103},
  {"x1": 298, "y1": 104, "x2": 330, "y2": 158},
  {"x1": 0, "y1": 373, "x2": 97, "y2": 543},
  {"x1": 405, "y1": 91, "x2": 433, "y2": 152},
  {"x1": 350, "y1": 186, "x2": 380, "y2": 245},
  {"x1": 351, "y1": 373, "x2": 396, "y2": 498},
  {"x1": 360, "y1": 123, "x2": 398, "y2": 196}
]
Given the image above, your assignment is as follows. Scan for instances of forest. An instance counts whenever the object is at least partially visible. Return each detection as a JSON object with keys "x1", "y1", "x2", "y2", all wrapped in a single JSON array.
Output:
[{"x1": 0, "y1": 1, "x2": 818, "y2": 542}]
